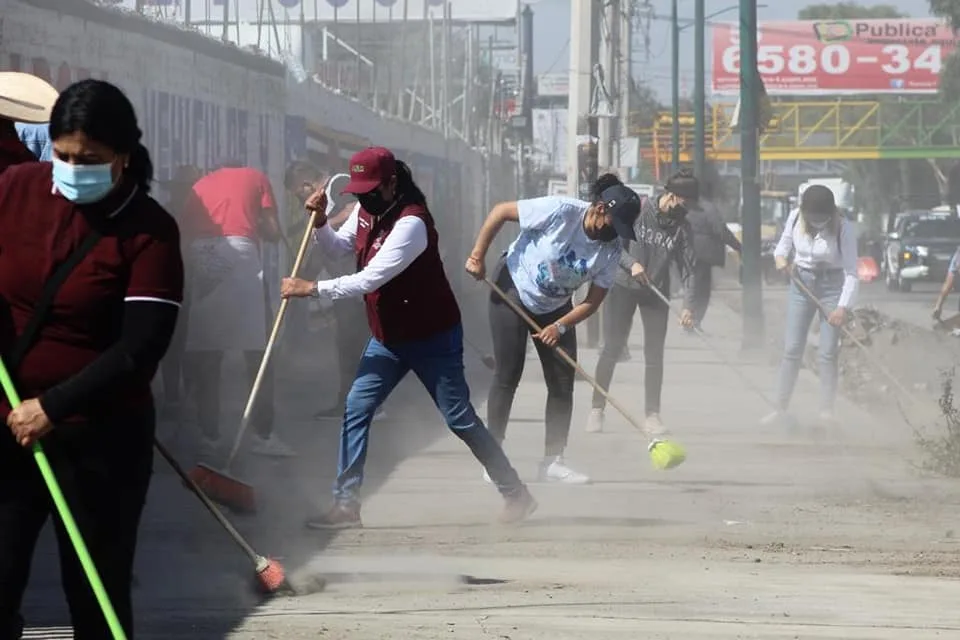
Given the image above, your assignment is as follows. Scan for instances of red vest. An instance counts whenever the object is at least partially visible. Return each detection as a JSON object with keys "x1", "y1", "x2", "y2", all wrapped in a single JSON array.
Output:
[{"x1": 355, "y1": 202, "x2": 461, "y2": 345}]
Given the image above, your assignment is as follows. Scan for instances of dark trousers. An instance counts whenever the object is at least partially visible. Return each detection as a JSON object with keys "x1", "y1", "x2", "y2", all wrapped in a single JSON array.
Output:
[
  {"x1": 593, "y1": 284, "x2": 670, "y2": 416},
  {"x1": 334, "y1": 324, "x2": 524, "y2": 503},
  {"x1": 0, "y1": 411, "x2": 153, "y2": 639},
  {"x1": 486, "y1": 262, "x2": 577, "y2": 458},
  {"x1": 331, "y1": 298, "x2": 371, "y2": 405},
  {"x1": 190, "y1": 350, "x2": 274, "y2": 440},
  {"x1": 691, "y1": 262, "x2": 714, "y2": 327}
]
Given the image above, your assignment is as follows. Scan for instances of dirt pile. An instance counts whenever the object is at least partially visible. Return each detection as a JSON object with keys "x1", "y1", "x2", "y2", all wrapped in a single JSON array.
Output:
[{"x1": 823, "y1": 306, "x2": 960, "y2": 407}]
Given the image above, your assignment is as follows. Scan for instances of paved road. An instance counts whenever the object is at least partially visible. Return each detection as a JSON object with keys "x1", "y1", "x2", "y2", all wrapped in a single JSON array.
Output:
[
  {"x1": 719, "y1": 266, "x2": 948, "y2": 330},
  {"x1": 21, "y1": 289, "x2": 960, "y2": 639}
]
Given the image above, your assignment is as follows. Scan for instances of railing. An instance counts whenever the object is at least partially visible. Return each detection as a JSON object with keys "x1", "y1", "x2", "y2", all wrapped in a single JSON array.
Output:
[{"x1": 649, "y1": 99, "x2": 960, "y2": 163}]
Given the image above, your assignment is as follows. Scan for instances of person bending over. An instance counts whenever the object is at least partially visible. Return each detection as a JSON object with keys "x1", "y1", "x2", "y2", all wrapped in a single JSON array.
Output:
[{"x1": 465, "y1": 175, "x2": 641, "y2": 484}]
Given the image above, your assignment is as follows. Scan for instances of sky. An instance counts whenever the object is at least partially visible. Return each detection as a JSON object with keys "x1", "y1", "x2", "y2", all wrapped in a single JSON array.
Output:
[{"x1": 529, "y1": 0, "x2": 936, "y2": 98}]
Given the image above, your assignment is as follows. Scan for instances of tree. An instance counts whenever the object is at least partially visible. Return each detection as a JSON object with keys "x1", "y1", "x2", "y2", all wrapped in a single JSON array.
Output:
[
  {"x1": 798, "y1": 2, "x2": 904, "y2": 19},
  {"x1": 930, "y1": 0, "x2": 960, "y2": 28}
]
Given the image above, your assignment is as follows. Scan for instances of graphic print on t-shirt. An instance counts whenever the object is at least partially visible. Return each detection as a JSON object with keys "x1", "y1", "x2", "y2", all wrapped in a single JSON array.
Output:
[
  {"x1": 506, "y1": 196, "x2": 620, "y2": 315},
  {"x1": 535, "y1": 248, "x2": 589, "y2": 298}
]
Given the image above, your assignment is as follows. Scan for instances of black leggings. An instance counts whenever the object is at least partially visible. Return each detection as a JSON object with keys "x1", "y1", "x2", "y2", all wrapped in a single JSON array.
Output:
[
  {"x1": 593, "y1": 284, "x2": 670, "y2": 416},
  {"x1": 486, "y1": 261, "x2": 577, "y2": 458},
  {"x1": 0, "y1": 411, "x2": 153, "y2": 639}
]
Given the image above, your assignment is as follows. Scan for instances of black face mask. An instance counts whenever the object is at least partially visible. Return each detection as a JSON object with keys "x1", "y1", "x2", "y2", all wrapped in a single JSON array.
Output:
[
  {"x1": 357, "y1": 191, "x2": 394, "y2": 217},
  {"x1": 658, "y1": 204, "x2": 687, "y2": 228},
  {"x1": 596, "y1": 225, "x2": 619, "y2": 242}
]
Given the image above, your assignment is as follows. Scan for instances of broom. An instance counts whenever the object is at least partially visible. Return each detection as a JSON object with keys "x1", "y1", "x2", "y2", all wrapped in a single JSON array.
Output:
[
  {"x1": 153, "y1": 439, "x2": 322, "y2": 595},
  {"x1": 789, "y1": 272, "x2": 919, "y2": 405},
  {"x1": 0, "y1": 357, "x2": 127, "y2": 640},
  {"x1": 187, "y1": 177, "x2": 339, "y2": 514},
  {"x1": 484, "y1": 278, "x2": 686, "y2": 470}
]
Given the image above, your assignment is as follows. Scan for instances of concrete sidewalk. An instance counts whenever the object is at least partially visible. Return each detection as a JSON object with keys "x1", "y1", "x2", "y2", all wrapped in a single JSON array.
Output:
[{"x1": 22, "y1": 296, "x2": 960, "y2": 638}]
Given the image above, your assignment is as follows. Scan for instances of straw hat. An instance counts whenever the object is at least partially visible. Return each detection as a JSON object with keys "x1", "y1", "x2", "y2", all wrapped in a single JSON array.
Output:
[{"x1": 0, "y1": 72, "x2": 59, "y2": 123}]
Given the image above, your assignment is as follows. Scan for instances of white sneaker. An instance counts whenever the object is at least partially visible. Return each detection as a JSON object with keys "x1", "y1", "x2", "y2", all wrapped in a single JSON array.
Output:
[
  {"x1": 250, "y1": 434, "x2": 297, "y2": 458},
  {"x1": 539, "y1": 457, "x2": 591, "y2": 484},
  {"x1": 585, "y1": 408, "x2": 604, "y2": 434},
  {"x1": 644, "y1": 414, "x2": 669, "y2": 438}
]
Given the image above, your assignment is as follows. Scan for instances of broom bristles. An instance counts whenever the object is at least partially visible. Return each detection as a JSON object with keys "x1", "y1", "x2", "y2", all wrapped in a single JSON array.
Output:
[
  {"x1": 187, "y1": 464, "x2": 257, "y2": 514},
  {"x1": 648, "y1": 439, "x2": 687, "y2": 470},
  {"x1": 255, "y1": 556, "x2": 287, "y2": 594}
]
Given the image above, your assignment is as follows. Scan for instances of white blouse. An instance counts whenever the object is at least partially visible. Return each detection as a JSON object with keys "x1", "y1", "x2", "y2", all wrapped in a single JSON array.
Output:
[{"x1": 774, "y1": 209, "x2": 859, "y2": 309}]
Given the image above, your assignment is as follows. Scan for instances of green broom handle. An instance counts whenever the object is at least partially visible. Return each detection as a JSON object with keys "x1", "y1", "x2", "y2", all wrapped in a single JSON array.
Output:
[{"x1": 0, "y1": 357, "x2": 127, "y2": 640}]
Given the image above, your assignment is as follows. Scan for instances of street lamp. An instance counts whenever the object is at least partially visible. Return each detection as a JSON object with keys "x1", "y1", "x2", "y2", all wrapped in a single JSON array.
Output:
[{"x1": 670, "y1": 3, "x2": 766, "y2": 177}]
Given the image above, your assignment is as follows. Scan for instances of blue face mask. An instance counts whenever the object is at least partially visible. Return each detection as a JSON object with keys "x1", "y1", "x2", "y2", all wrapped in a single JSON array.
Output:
[{"x1": 52, "y1": 157, "x2": 116, "y2": 204}]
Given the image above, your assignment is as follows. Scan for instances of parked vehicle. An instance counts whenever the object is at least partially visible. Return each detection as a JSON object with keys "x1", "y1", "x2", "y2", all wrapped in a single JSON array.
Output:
[{"x1": 885, "y1": 213, "x2": 960, "y2": 292}]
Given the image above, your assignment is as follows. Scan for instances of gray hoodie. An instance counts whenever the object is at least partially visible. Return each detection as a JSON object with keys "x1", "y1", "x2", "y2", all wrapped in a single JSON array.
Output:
[{"x1": 615, "y1": 193, "x2": 699, "y2": 309}]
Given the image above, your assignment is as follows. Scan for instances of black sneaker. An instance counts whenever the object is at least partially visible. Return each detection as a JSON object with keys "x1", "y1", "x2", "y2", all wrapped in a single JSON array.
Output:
[{"x1": 304, "y1": 503, "x2": 362, "y2": 530}]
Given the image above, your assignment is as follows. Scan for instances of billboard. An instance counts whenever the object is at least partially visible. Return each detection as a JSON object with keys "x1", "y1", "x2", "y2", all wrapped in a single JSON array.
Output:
[{"x1": 711, "y1": 18, "x2": 959, "y2": 96}]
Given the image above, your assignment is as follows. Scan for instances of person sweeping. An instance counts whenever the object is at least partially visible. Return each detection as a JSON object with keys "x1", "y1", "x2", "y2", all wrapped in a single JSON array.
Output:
[
  {"x1": 0, "y1": 79, "x2": 183, "y2": 638},
  {"x1": 280, "y1": 146, "x2": 536, "y2": 528},
  {"x1": 586, "y1": 169, "x2": 700, "y2": 436},
  {"x1": 763, "y1": 184, "x2": 858, "y2": 428},
  {"x1": 465, "y1": 174, "x2": 641, "y2": 485}
]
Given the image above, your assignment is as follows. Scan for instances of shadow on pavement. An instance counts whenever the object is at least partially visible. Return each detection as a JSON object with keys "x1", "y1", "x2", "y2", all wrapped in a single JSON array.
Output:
[{"x1": 21, "y1": 292, "x2": 497, "y2": 638}]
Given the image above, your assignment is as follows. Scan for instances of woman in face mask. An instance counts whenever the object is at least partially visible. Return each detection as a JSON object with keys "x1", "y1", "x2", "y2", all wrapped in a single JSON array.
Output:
[
  {"x1": 585, "y1": 169, "x2": 700, "y2": 436},
  {"x1": 280, "y1": 147, "x2": 536, "y2": 529},
  {"x1": 764, "y1": 184, "x2": 858, "y2": 428},
  {"x1": 0, "y1": 79, "x2": 184, "y2": 638},
  {"x1": 464, "y1": 175, "x2": 640, "y2": 485}
]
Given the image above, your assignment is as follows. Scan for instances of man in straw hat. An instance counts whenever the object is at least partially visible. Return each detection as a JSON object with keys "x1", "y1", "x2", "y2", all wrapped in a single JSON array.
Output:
[{"x1": 0, "y1": 72, "x2": 58, "y2": 174}]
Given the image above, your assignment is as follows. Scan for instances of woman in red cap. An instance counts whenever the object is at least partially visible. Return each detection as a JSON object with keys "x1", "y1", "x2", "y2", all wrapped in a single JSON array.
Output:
[{"x1": 281, "y1": 147, "x2": 536, "y2": 528}]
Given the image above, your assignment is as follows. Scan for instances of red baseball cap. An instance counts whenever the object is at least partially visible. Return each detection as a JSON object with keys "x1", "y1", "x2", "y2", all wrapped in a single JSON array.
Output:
[{"x1": 342, "y1": 146, "x2": 396, "y2": 194}]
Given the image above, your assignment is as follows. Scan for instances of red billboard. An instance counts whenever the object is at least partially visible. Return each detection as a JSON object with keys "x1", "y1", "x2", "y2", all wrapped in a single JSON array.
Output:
[{"x1": 711, "y1": 19, "x2": 959, "y2": 96}]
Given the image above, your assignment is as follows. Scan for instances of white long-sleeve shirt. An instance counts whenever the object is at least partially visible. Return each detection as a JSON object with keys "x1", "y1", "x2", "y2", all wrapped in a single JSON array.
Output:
[
  {"x1": 312, "y1": 204, "x2": 428, "y2": 300},
  {"x1": 774, "y1": 209, "x2": 859, "y2": 308}
]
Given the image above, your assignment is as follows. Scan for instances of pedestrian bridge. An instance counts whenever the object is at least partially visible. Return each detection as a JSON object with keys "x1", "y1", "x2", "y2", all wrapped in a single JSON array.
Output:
[{"x1": 647, "y1": 99, "x2": 960, "y2": 166}]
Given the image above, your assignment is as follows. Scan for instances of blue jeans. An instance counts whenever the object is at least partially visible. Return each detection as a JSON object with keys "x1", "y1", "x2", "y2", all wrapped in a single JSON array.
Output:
[
  {"x1": 334, "y1": 324, "x2": 524, "y2": 505},
  {"x1": 776, "y1": 268, "x2": 843, "y2": 412}
]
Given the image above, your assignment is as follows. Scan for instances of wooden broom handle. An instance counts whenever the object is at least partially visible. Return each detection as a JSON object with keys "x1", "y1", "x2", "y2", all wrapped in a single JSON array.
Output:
[
  {"x1": 484, "y1": 277, "x2": 649, "y2": 436},
  {"x1": 226, "y1": 207, "x2": 321, "y2": 467},
  {"x1": 789, "y1": 271, "x2": 917, "y2": 405}
]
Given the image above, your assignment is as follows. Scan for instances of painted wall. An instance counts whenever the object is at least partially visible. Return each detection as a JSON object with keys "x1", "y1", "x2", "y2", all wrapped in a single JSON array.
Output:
[{"x1": 1, "y1": 0, "x2": 516, "y2": 297}]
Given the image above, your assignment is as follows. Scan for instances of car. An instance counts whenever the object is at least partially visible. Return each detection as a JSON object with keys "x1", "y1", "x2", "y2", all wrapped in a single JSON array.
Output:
[{"x1": 885, "y1": 214, "x2": 960, "y2": 292}]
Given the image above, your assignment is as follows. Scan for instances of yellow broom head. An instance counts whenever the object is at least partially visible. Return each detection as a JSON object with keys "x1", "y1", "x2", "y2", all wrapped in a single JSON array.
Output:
[{"x1": 648, "y1": 439, "x2": 686, "y2": 470}]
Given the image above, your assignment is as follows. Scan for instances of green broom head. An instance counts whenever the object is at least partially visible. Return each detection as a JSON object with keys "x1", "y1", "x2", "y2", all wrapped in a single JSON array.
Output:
[{"x1": 648, "y1": 439, "x2": 686, "y2": 470}]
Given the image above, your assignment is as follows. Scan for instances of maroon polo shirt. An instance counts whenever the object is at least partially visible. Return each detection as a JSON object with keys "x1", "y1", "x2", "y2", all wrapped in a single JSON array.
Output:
[{"x1": 0, "y1": 162, "x2": 184, "y2": 420}]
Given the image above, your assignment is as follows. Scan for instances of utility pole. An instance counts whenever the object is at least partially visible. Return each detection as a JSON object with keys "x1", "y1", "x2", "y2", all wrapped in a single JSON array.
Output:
[
  {"x1": 519, "y1": 4, "x2": 534, "y2": 198},
  {"x1": 693, "y1": 0, "x2": 706, "y2": 178},
  {"x1": 739, "y1": 0, "x2": 764, "y2": 347},
  {"x1": 566, "y1": 0, "x2": 591, "y2": 202},
  {"x1": 597, "y1": 0, "x2": 618, "y2": 174},
  {"x1": 670, "y1": 0, "x2": 680, "y2": 173},
  {"x1": 619, "y1": 2, "x2": 632, "y2": 177}
]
